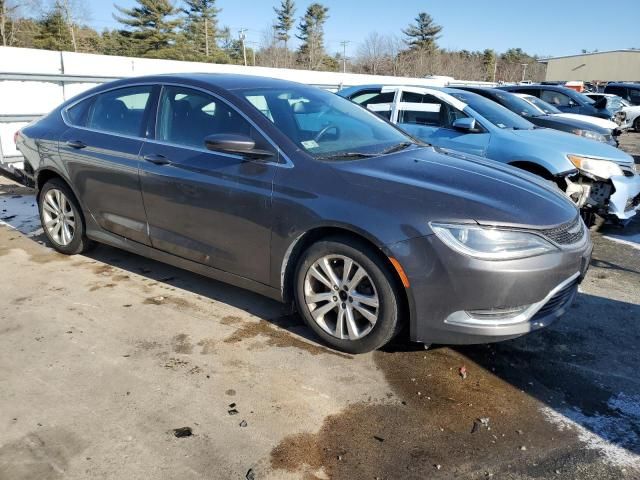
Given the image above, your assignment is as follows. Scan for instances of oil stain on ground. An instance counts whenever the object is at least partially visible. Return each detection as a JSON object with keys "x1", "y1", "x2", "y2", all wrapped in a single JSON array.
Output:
[
  {"x1": 270, "y1": 346, "x2": 628, "y2": 479},
  {"x1": 223, "y1": 314, "x2": 351, "y2": 359}
]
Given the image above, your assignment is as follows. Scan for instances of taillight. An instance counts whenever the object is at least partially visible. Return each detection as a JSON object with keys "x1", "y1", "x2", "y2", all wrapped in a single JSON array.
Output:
[{"x1": 13, "y1": 131, "x2": 20, "y2": 144}]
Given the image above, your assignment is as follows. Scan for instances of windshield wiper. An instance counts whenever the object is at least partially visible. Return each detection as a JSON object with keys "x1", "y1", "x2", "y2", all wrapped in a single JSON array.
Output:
[
  {"x1": 380, "y1": 142, "x2": 414, "y2": 155},
  {"x1": 316, "y1": 152, "x2": 379, "y2": 161}
]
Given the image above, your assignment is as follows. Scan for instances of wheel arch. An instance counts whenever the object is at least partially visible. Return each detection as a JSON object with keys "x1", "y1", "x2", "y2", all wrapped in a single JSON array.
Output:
[
  {"x1": 280, "y1": 226, "x2": 411, "y2": 326},
  {"x1": 35, "y1": 168, "x2": 90, "y2": 224},
  {"x1": 508, "y1": 160, "x2": 554, "y2": 179}
]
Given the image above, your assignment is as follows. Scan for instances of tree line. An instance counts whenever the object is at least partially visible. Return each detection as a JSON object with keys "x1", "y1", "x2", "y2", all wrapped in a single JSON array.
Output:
[{"x1": 0, "y1": 0, "x2": 546, "y2": 82}]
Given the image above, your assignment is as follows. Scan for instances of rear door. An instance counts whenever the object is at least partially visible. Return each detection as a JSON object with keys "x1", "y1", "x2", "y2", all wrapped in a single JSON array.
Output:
[
  {"x1": 138, "y1": 85, "x2": 278, "y2": 284},
  {"x1": 59, "y1": 85, "x2": 157, "y2": 245}
]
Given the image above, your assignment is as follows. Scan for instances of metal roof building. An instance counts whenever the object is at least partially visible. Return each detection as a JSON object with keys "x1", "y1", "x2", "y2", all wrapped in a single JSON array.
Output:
[{"x1": 540, "y1": 50, "x2": 640, "y2": 82}]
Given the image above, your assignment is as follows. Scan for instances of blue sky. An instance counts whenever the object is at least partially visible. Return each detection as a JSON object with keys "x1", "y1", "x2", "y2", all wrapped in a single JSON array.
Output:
[{"x1": 87, "y1": 0, "x2": 640, "y2": 58}]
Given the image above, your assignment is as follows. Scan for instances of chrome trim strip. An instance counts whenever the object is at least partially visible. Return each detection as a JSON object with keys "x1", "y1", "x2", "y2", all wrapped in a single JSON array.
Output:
[{"x1": 444, "y1": 271, "x2": 581, "y2": 328}]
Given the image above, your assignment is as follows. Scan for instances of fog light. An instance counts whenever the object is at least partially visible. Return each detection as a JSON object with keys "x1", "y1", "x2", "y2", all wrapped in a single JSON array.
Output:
[{"x1": 466, "y1": 305, "x2": 530, "y2": 320}]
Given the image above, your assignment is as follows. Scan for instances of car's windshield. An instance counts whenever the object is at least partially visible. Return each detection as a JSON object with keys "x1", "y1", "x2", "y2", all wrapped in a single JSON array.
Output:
[
  {"x1": 449, "y1": 91, "x2": 535, "y2": 130},
  {"x1": 523, "y1": 95, "x2": 562, "y2": 114},
  {"x1": 488, "y1": 90, "x2": 544, "y2": 118},
  {"x1": 237, "y1": 86, "x2": 415, "y2": 160}
]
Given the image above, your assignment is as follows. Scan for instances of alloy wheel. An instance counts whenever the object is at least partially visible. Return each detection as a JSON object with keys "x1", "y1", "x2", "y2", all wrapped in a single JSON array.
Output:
[
  {"x1": 303, "y1": 255, "x2": 379, "y2": 340},
  {"x1": 42, "y1": 189, "x2": 76, "y2": 246}
]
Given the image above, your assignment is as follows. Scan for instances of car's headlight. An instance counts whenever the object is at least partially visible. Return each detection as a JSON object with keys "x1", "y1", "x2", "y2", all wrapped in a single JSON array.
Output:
[
  {"x1": 430, "y1": 223, "x2": 557, "y2": 260},
  {"x1": 568, "y1": 154, "x2": 623, "y2": 179},
  {"x1": 572, "y1": 129, "x2": 607, "y2": 143}
]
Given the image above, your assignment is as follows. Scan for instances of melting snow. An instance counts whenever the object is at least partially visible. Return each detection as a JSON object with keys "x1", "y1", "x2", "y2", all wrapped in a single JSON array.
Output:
[
  {"x1": 541, "y1": 393, "x2": 640, "y2": 469},
  {"x1": 0, "y1": 193, "x2": 41, "y2": 236}
]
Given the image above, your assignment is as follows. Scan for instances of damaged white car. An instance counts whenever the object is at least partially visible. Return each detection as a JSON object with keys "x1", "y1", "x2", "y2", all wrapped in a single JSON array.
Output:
[{"x1": 338, "y1": 85, "x2": 640, "y2": 229}]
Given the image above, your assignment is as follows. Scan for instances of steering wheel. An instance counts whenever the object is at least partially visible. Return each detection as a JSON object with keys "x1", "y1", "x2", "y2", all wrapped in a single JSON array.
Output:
[{"x1": 314, "y1": 124, "x2": 340, "y2": 142}]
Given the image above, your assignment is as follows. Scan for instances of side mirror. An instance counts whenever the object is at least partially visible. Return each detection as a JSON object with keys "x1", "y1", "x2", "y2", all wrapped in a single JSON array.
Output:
[
  {"x1": 452, "y1": 117, "x2": 479, "y2": 132},
  {"x1": 204, "y1": 134, "x2": 273, "y2": 160}
]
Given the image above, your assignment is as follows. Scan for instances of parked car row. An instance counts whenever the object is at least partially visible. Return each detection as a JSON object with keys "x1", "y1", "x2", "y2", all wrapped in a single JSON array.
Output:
[
  {"x1": 16, "y1": 74, "x2": 596, "y2": 353},
  {"x1": 338, "y1": 83, "x2": 640, "y2": 230}
]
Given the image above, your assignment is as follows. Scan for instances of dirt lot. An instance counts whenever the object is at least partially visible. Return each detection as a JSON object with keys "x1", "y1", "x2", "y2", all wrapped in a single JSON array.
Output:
[{"x1": 1, "y1": 134, "x2": 640, "y2": 480}]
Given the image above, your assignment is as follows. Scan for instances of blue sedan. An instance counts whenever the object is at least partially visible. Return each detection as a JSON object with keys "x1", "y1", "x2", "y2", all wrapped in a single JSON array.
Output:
[{"x1": 338, "y1": 85, "x2": 640, "y2": 227}]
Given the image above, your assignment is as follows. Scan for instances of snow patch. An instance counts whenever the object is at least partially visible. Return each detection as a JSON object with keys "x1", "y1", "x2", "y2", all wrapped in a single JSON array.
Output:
[
  {"x1": 541, "y1": 393, "x2": 640, "y2": 469},
  {"x1": 603, "y1": 234, "x2": 640, "y2": 251},
  {"x1": 0, "y1": 194, "x2": 42, "y2": 236}
]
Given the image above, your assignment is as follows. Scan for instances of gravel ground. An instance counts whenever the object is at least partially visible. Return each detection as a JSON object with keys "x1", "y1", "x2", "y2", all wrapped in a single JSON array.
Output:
[{"x1": 0, "y1": 134, "x2": 639, "y2": 480}]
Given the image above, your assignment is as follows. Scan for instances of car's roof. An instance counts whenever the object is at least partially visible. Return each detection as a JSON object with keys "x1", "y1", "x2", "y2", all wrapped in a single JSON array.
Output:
[
  {"x1": 114, "y1": 73, "x2": 307, "y2": 91},
  {"x1": 606, "y1": 82, "x2": 640, "y2": 88}
]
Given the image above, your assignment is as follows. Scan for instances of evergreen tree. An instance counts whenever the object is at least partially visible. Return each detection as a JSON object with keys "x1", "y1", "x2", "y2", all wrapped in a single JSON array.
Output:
[
  {"x1": 34, "y1": 3, "x2": 73, "y2": 51},
  {"x1": 403, "y1": 12, "x2": 442, "y2": 51},
  {"x1": 482, "y1": 48, "x2": 497, "y2": 82},
  {"x1": 114, "y1": 0, "x2": 182, "y2": 58},
  {"x1": 296, "y1": 2, "x2": 328, "y2": 70},
  {"x1": 273, "y1": 0, "x2": 295, "y2": 51},
  {"x1": 182, "y1": 0, "x2": 220, "y2": 58}
]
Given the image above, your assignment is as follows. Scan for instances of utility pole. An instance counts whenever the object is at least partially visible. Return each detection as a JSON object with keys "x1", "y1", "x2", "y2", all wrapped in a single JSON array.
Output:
[
  {"x1": 239, "y1": 28, "x2": 248, "y2": 67},
  {"x1": 340, "y1": 40, "x2": 350, "y2": 73},
  {"x1": 521, "y1": 63, "x2": 528, "y2": 82}
]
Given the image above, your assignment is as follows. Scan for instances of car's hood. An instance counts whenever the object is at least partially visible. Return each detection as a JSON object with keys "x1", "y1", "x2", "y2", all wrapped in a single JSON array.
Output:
[
  {"x1": 509, "y1": 128, "x2": 634, "y2": 165},
  {"x1": 338, "y1": 146, "x2": 579, "y2": 230},
  {"x1": 553, "y1": 113, "x2": 618, "y2": 130}
]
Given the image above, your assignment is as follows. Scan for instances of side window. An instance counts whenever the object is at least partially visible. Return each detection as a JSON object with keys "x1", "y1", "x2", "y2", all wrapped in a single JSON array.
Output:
[
  {"x1": 350, "y1": 90, "x2": 395, "y2": 108},
  {"x1": 398, "y1": 92, "x2": 443, "y2": 127},
  {"x1": 65, "y1": 97, "x2": 94, "y2": 127},
  {"x1": 540, "y1": 90, "x2": 572, "y2": 107},
  {"x1": 87, "y1": 86, "x2": 152, "y2": 136},
  {"x1": 157, "y1": 86, "x2": 254, "y2": 150},
  {"x1": 605, "y1": 86, "x2": 626, "y2": 97},
  {"x1": 516, "y1": 88, "x2": 540, "y2": 97},
  {"x1": 628, "y1": 88, "x2": 640, "y2": 105}
]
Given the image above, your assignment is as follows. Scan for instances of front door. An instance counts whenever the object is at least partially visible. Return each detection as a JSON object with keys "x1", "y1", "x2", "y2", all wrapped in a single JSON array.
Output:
[
  {"x1": 138, "y1": 85, "x2": 278, "y2": 284},
  {"x1": 59, "y1": 85, "x2": 156, "y2": 245},
  {"x1": 395, "y1": 90, "x2": 491, "y2": 156}
]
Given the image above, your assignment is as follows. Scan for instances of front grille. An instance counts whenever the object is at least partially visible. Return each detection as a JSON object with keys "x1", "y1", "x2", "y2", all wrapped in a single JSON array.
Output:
[
  {"x1": 539, "y1": 216, "x2": 585, "y2": 246},
  {"x1": 532, "y1": 280, "x2": 578, "y2": 321}
]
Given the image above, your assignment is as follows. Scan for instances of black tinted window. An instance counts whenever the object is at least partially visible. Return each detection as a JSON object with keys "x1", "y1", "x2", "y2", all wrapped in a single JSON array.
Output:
[
  {"x1": 87, "y1": 86, "x2": 152, "y2": 136},
  {"x1": 66, "y1": 97, "x2": 94, "y2": 126},
  {"x1": 605, "y1": 86, "x2": 626, "y2": 97},
  {"x1": 351, "y1": 90, "x2": 395, "y2": 107},
  {"x1": 157, "y1": 86, "x2": 252, "y2": 149}
]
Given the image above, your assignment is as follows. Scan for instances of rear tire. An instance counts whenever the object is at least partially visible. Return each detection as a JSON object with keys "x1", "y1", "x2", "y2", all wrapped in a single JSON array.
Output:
[
  {"x1": 39, "y1": 178, "x2": 93, "y2": 255},
  {"x1": 294, "y1": 236, "x2": 403, "y2": 354},
  {"x1": 634, "y1": 117, "x2": 640, "y2": 132}
]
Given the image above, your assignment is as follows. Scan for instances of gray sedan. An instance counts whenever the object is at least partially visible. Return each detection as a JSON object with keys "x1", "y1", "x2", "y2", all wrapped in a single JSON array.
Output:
[{"x1": 17, "y1": 74, "x2": 592, "y2": 353}]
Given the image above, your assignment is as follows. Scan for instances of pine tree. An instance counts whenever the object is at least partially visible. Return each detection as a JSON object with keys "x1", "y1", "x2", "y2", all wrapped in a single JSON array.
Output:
[
  {"x1": 296, "y1": 2, "x2": 328, "y2": 70},
  {"x1": 34, "y1": 3, "x2": 73, "y2": 51},
  {"x1": 403, "y1": 12, "x2": 442, "y2": 51},
  {"x1": 273, "y1": 0, "x2": 295, "y2": 51},
  {"x1": 182, "y1": 0, "x2": 220, "y2": 58},
  {"x1": 113, "y1": 0, "x2": 182, "y2": 58},
  {"x1": 482, "y1": 48, "x2": 496, "y2": 82}
]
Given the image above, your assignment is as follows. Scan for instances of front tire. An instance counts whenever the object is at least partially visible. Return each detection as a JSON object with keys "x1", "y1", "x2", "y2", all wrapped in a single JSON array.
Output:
[
  {"x1": 39, "y1": 178, "x2": 93, "y2": 255},
  {"x1": 294, "y1": 237, "x2": 402, "y2": 354}
]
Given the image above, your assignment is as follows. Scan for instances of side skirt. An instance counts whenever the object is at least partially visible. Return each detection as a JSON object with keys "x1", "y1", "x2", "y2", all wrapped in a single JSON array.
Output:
[{"x1": 86, "y1": 228, "x2": 284, "y2": 303}]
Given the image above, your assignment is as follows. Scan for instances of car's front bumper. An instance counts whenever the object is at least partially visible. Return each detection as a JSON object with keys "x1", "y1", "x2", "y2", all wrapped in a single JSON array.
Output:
[
  {"x1": 387, "y1": 232, "x2": 592, "y2": 345},
  {"x1": 609, "y1": 173, "x2": 640, "y2": 220}
]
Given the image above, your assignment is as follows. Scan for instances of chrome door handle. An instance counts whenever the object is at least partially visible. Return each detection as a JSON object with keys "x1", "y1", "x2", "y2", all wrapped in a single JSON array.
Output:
[
  {"x1": 143, "y1": 154, "x2": 171, "y2": 166},
  {"x1": 66, "y1": 140, "x2": 86, "y2": 149}
]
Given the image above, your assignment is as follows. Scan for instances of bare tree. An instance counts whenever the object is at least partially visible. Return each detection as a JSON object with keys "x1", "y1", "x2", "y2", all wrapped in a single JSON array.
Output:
[
  {"x1": 0, "y1": 0, "x2": 19, "y2": 46},
  {"x1": 356, "y1": 31, "x2": 388, "y2": 75}
]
